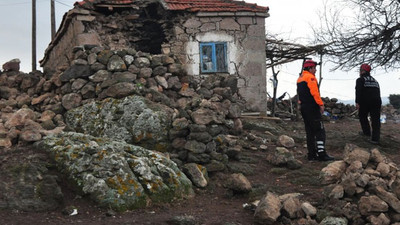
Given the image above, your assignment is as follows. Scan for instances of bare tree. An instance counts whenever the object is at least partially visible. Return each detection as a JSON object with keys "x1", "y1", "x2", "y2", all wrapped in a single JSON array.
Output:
[
  {"x1": 264, "y1": 35, "x2": 326, "y2": 117},
  {"x1": 315, "y1": 0, "x2": 400, "y2": 71}
]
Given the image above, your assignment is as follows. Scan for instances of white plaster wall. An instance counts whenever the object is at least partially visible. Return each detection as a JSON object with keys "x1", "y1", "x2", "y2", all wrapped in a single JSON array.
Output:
[
  {"x1": 185, "y1": 32, "x2": 237, "y2": 76},
  {"x1": 181, "y1": 17, "x2": 267, "y2": 112}
]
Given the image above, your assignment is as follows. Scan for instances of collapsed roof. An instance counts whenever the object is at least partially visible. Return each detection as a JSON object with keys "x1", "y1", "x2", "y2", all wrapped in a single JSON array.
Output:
[{"x1": 74, "y1": 0, "x2": 269, "y2": 13}]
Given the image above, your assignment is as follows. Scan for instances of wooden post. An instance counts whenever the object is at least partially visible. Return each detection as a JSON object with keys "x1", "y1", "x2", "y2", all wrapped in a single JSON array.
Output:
[
  {"x1": 51, "y1": 0, "x2": 56, "y2": 40},
  {"x1": 270, "y1": 64, "x2": 279, "y2": 117},
  {"x1": 32, "y1": 0, "x2": 37, "y2": 71},
  {"x1": 318, "y1": 53, "x2": 323, "y2": 89}
]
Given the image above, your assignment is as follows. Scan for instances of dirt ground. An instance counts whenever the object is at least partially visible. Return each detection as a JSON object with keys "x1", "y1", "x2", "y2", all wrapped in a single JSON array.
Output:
[{"x1": 0, "y1": 117, "x2": 399, "y2": 225}]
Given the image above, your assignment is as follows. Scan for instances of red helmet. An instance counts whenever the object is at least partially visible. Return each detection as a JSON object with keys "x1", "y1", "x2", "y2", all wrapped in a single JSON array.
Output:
[
  {"x1": 303, "y1": 60, "x2": 317, "y2": 68},
  {"x1": 360, "y1": 64, "x2": 371, "y2": 72}
]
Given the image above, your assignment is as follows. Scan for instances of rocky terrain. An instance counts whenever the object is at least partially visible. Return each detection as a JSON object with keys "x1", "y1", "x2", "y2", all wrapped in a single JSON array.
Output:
[
  {"x1": 1, "y1": 115, "x2": 400, "y2": 225},
  {"x1": 1, "y1": 52, "x2": 400, "y2": 225}
]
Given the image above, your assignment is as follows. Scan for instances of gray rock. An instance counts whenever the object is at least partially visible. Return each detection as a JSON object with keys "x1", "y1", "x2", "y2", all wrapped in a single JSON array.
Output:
[
  {"x1": 320, "y1": 160, "x2": 347, "y2": 185},
  {"x1": 184, "y1": 140, "x2": 206, "y2": 154},
  {"x1": 172, "y1": 117, "x2": 189, "y2": 130},
  {"x1": 97, "y1": 50, "x2": 114, "y2": 65},
  {"x1": 227, "y1": 173, "x2": 252, "y2": 193},
  {"x1": 59, "y1": 65, "x2": 91, "y2": 82},
  {"x1": 65, "y1": 95, "x2": 174, "y2": 151},
  {"x1": 123, "y1": 55, "x2": 135, "y2": 65},
  {"x1": 36, "y1": 132, "x2": 193, "y2": 212},
  {"x1": 183, "y1": 163, "x2": 208, "y2": 188},
  {"x1": 319, "y1": 217, "x2": 348, "y2": 225},
  {"x1": 188, "y1": 132, "x2": 212, "y2": 143},
  {"x1": 343, "y1": 144, "x2": 370, "y2": 167},
  {"x1": 87, "y1": 53, "x2": 98, "y2": 64},
  {"x1": 81, "y1": 82, "x2": 96, "y2": 99},
  {"x1": 376, "y1": 162, "x2": 391, "y2": 177},
  {"x1": 155, "y1": 75, "x2": 168, "y2": 89},
  {"x1": 267, "y1": 147, "x2": 294, "y2": 167},
  {"x1": 107, "y1": 55, "x2": 127, "y2": 72},
  {"x1": 89, "y1": 70, "x2": 111, "y2": 82},
  {"x1": 254, "y1": 192, "x2": 282, "y2": 224},
  {"x1": 228, "y1": 104, "x2": 242, "y2": 119},
  {"x1": 19, "y1": 129, "x2": 42, "y2": 142},
  {"x1": 61, "y1": 93, "x2": 82, "y2": 110},
  {"x1": 134, "y1": 57, "x2": 151, "y2": 68},
  {"x1": 167, "y1": 76, "x2": 182, "y2": 91},
  {"x1": 301, "y1": 202, "x2": 317, "y2": 216},
  {"x1": 375, "y1": 186, "x2": 400, "y2": 213},
  {"x1": 105, "y1": 82, "x2": 138, "y2": 98},
  {"x1": 71, "y1": 78, "x2": 88, "y2": 91},
  {"x1": 113, "y1": 71, "x2": 137, "y2": 83},
  {"x1": 204, "y1": 159, "x2": 226, "y2": 172},
  {"x1": 191, "y1": 108, "x2": 224, "y2": 125},
  {"x1": 358, "y1": 195, "x2": 388, "y2": 216},
  {"x1": 282, "y1": 196, "x2": 302, "y2": 219},
  {"x1": 139, "y1": 67, "x2": 152, "y2": 78},
  {"x1": 153, "y1": 66, "x2": 168, "y2": 76},
  {"x1": 90, "y1": 62, "x2": 106, "y2": 71},
  {"x1": 20, "y1": 73, "x2": 40, "y2": 89},
  {"x1": 277, "y1": 135, "x2": 295, "y2": 148},
  {"x1": 329, "y1": 185, "x2": 344, "y2": 199}
]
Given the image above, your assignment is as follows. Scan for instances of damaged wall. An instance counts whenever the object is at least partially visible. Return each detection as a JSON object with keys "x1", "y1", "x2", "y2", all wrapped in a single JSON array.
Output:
[
  {"x1": 41, "y1": 2, "x2": 174, "y2": 75},
  {"x1": 165, "y1": 15, "x2": 267, "y2": 112},
  {"x1": 41, "y1": 1, "x2": 267, "y2": 112}
]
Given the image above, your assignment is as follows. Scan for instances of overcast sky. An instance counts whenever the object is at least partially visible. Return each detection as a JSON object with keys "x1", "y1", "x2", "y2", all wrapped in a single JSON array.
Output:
[{"x1": 0, "y1": 0, "x2": 399, "y2": 101}]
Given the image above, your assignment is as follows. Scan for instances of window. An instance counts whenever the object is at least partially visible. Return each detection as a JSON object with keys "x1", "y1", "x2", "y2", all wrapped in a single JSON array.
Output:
[{"x1": 200, "y1": 42, "x2": 227, "y2": 73}]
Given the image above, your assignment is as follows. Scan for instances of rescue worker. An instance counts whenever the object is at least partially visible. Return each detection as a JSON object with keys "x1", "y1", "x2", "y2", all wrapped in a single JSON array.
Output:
[
  {"x1": 297, "y1": 60, "x2": 334, "y2": 161},
  {"x1": 356, "y1": 63, "x2": 381, "y2": 144}
]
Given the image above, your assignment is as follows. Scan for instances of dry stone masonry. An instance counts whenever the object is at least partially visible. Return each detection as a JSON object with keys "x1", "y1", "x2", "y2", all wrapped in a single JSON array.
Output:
[
  {"x1": 41, "y1": 1, "x2": 268, "y2": 112},
  {"x1": 0, "y1": 47, "x2": 244, "y2": 210}
]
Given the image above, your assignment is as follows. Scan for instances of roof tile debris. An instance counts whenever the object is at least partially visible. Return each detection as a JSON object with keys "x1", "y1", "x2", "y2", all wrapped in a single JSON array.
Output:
[
  {"x1": 164, "y1": 0, "x2": 268, "y2": 13},
  {"x1": 75, "y1": 0, "x2": 269, "y2": 13}
]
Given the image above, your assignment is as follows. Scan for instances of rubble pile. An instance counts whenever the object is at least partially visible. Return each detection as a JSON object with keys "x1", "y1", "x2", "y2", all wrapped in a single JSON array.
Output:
[
  {"x1": 269, "y1": 95, "x2": 400, "y2": 122},
  {"x1": 323, "y1": 97, "x2": 357, "y2": 120},
  {"x1": 382, "y1": 104, "x2": 400, "y2": 122},
  {"x1": 267, "y1": 97, "x2": 357, "y2": 119},
  {"x1": 247, "y1": 144, "x2": 400, "y2": 224},
  {"x1": 0, "y1": 47, "x2": 244, "y2": 172},
  {"x1": 0, "y1": 60, "x2": 66, "y2": 148},
  {"x1": 319, "y1": 144, "x2": 400, "y2": 224}
]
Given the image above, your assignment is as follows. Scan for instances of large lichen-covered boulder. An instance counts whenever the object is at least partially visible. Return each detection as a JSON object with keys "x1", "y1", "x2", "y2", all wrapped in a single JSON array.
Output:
[
  {"x1": 64, "y1": 95, "x2": 174, "y2": 152},
  {"x1": 35, "y1": 132, "x2": 194, "y2": 212}
]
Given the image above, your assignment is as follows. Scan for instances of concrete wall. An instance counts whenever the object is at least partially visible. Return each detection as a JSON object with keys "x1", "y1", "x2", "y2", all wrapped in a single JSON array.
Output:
[{"x1": 168, "y1": 15, "x2": 267, "y2": 112}]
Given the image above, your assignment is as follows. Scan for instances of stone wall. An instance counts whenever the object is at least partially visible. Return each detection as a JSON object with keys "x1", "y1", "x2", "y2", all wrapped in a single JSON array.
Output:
[
  {"x1": 1, "y1": 47, "x2": 245, "y2": 172},
  {"x1": 41, "y1": 9, "x2": 102, "y2": 77},
  {"x1": 40, "y1": 3, "x2": 267, "y2": 113},
  {"x1": 170, "y1": 15, "x2": 267, "y2": 112}
]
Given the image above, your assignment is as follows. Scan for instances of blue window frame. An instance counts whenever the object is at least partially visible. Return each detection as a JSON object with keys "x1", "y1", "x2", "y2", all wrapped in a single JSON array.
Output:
[{"x1": 200, "y1": 42, "x2": 227, "y2": 73}]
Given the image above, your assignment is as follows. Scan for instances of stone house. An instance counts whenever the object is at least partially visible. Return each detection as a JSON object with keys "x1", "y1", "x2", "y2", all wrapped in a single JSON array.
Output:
[{"x1": 40, "y1": 0, "x2": 269, "y2": 112}]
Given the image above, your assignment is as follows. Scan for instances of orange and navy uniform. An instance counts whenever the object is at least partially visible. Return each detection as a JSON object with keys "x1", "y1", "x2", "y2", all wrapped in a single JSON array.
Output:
[{"x1": 297, "y1": 70, "x2": 323, "y2": 108}]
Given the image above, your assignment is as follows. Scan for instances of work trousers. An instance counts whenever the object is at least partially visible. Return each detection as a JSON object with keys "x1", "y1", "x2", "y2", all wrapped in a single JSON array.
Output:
[
  {"x1": 359, "y1": 103, "x2": 381, "y2": 142},
  {"x1": 301, "y1": 105, "x2": 326, "y2": 156}
]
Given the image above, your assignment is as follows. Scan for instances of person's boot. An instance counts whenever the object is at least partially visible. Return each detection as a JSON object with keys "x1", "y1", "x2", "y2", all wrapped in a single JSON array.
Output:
[
  {"x1": 307, "y1": 153, "x2": 318, "y2": 161},
  {"x1": 316, "y1": 140, "x2": 334, "y2": 161},
  {"x1": 317, "y1": 152, "x2": 335, "y2": 161},
  {"x1": 368, "y1": 139, "x2": 380, "y2": 145},
  {"x1": 358, "y1": 131, "x2": 370, "y2": 137}
]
